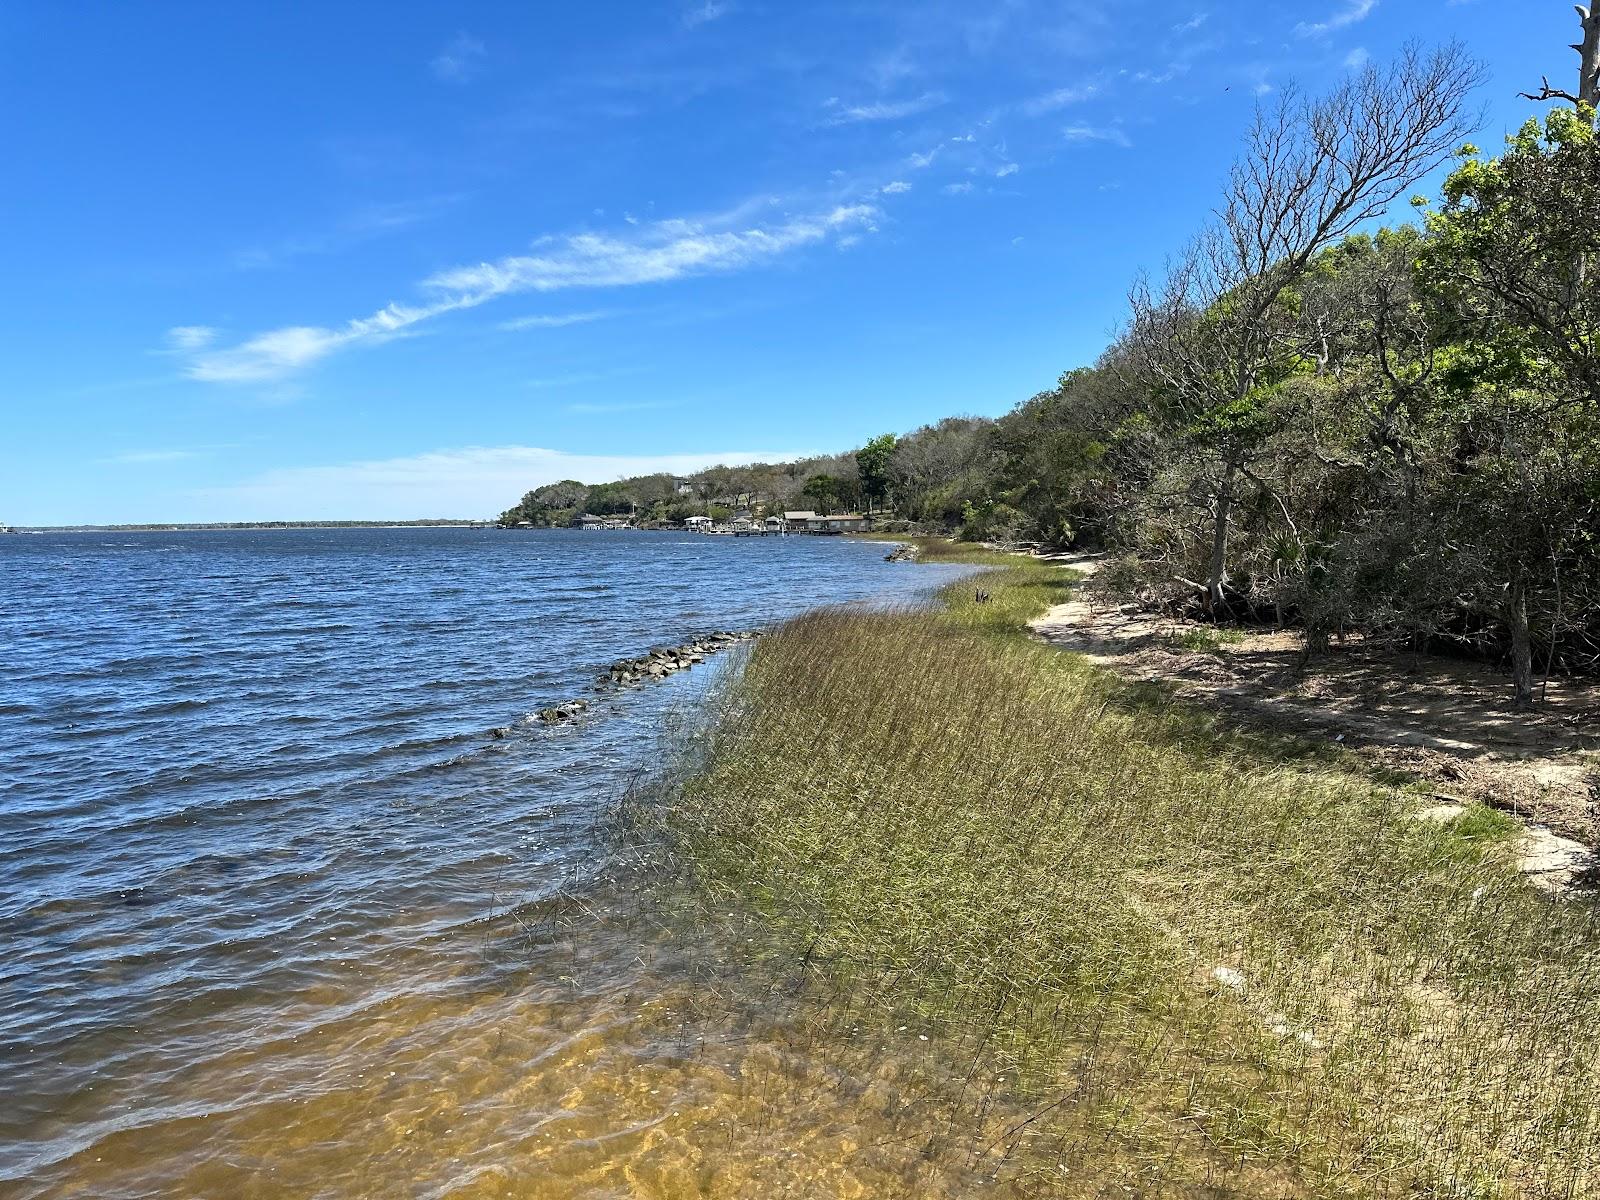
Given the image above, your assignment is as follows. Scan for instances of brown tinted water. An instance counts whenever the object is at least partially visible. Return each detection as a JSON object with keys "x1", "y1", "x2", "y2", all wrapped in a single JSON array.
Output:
[
  {"x1": 1, "y1": 529, "x2": 987, "y2": 1198},
  {"x1": 13, "y1": 880, "x2": 1019, "y2": 1199}
]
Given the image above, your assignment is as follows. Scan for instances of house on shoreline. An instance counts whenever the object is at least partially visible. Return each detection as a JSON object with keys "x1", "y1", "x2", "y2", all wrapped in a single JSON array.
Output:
[
  {"x1": 681, "y1": 511, "x2": 873, "y2": 535},
  {"x1": 806, "y1": 513, "x2": 870, "y2": 534},
  {"x1": 572, "y1": 513, "x2": 630, "y2": 530}
]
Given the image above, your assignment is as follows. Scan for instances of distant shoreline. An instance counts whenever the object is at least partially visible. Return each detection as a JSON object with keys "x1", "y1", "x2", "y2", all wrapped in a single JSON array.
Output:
[{"x1": 11, "y1": 520, "x2": 487, "y2": 533}]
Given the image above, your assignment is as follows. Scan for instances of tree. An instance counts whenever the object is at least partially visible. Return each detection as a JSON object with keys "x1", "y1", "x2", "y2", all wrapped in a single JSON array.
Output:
[
  {"x1": 801, "y1": 474, "x2": 840, "y2": 515},
  {"x1": 498, "y1": 478, "x2": 589, "y2": 525},
  {"x1": 1415, "y1": 108, "x2": 1600, "y2": 704},
  {"x1": 1422, "y1": 110, "x2": 1600, "y2": 412},
  {"x1": 1129, "y1": 43, "x2": 1484, "y2": 614},
  {"x1": 855, "y1": 434, "x2": 897, "y2": 513},
  {"x1": 584, "y1": 481, "x2": 636, "y2": 516}
]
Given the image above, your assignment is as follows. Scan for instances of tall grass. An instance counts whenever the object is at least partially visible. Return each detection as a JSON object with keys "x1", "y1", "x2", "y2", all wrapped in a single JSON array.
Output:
[{"x1": 649, "y1": 558, "x2": 1600, "y2": 1196}]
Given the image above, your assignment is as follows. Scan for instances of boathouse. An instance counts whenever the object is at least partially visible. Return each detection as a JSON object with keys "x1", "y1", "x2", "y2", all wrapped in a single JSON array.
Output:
[{"x1": 806, "y1": 513, "x2": 871, "y2": 534}]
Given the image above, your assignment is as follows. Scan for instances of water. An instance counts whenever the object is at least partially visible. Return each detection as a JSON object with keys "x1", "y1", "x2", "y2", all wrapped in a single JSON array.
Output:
[{"x1": 0, "y1": 528, "x2": 977, "y2": 1199}]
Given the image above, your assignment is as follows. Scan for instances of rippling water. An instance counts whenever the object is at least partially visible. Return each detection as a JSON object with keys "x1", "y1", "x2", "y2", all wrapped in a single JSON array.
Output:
[{"x1": 0, "y1": 528, "x2": 976, "y2": 1198}]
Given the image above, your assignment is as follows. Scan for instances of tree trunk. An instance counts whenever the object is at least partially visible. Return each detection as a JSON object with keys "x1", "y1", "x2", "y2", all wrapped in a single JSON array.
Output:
[
  {"x1": 1206, "y1": 466, "x2": 1235, "y2": 615},
  {"x1": 1506, "y1": 578, "x2": 1536, "y2": 709},
  {"x1": 1582, "y1": 5, "x2": 1600, "y2": 108}
]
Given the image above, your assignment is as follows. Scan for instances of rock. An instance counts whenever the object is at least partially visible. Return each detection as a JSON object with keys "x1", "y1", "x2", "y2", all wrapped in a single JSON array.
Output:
[
  {"x1": 594, "y1": 628, "x2": 763, "y2": 690},
  {"x1": 489, "y1": 725, "x2": 512, "y2": 739}
]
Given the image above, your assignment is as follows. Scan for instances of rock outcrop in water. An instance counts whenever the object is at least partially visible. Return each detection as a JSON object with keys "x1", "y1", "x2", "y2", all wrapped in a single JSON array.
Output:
[
  {"x1": 488, "y1": 631, "x2": 760, "y2": 739},
  {"x1": 599, "y1": 630, "x2": 758, "y2": 690},
  {"x1": 536, "y1": 699, "x2": 590, "y2": 725},
  {"x1": 884, "y1": 543, "x2": 919, "y2": 563}
]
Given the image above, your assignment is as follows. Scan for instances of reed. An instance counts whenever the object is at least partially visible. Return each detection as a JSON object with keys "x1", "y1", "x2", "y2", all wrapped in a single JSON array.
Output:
[{"x1": 646, "y1": 555, "x2": 1600, "y2": 1196}]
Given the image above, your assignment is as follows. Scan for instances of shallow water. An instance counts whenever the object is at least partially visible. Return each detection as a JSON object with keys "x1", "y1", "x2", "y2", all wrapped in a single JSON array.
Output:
[{"x1": 0, "y1": 528, "x2": 976, "y2": 1198}]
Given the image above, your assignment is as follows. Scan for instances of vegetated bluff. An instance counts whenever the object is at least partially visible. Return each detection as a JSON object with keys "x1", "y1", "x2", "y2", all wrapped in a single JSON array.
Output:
[{"x1": 503, "y1": 34, "x2": 1600, "y2": 709}]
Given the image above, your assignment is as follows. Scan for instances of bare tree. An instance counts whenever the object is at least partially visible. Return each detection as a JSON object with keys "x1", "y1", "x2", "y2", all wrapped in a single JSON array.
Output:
[
  {"x1": 1127, "y1": 43, "x2": 1484, "y2": 614},
  {"x1": 1521, "y1": 4, "x2": 1600, "y2": 108}
]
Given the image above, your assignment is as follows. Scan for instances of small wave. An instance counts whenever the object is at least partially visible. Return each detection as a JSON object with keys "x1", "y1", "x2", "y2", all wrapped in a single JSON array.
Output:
[
  {"x1": 129, "y1": 697, "x2": 213, "y2": 718},
  {"x1": 238, "y1": 622, "x2": 355, "y2": 638}
]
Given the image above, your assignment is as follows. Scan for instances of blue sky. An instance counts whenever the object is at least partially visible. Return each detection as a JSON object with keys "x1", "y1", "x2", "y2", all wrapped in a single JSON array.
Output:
[{"x1": 0, "y1": 1, "x2": 1565, "y2": 523}]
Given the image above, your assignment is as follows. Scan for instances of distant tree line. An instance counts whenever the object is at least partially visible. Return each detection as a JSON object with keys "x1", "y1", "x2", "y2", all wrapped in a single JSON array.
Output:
[{"x1": 503, "y1": 30, "x2": 1600, "y2": 704}]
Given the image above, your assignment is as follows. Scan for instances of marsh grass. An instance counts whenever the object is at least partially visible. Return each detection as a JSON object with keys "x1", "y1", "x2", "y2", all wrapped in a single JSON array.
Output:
[{"x1": 631, "y1": 553, "x2": 1600, "y2": 1196}]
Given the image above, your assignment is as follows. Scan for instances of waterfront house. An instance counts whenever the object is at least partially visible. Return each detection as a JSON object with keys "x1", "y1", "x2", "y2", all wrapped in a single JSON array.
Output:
[
  {"x1": 763, "y1": 516, "x2": 783, "y2": 533},
  {"x1": 806, "y1": 513, "x2": 871, "y2": 534},
  {"x1": 572, "y1": 514, "x2": 609, "y2": 530},
  {"x1": 684, "y1": 515, "x2": 713, "y2": 532},
  {"x1": 783, "y1": 510, "x2": 818, "y2": 532}
]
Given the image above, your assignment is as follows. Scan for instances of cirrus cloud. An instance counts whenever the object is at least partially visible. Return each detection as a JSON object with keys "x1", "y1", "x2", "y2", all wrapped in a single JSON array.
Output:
[{"x1": 175, "y1": 203, "x2": 879, "y2": 384}]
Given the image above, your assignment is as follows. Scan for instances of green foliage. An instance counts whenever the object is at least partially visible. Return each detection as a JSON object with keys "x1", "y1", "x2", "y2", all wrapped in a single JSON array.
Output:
[
  {"x1": 853, "y1": 433, "x2": 897, "y2": 509},
  {"x1": 800, "y1": 473, "x2": 841, "y2": 514}
]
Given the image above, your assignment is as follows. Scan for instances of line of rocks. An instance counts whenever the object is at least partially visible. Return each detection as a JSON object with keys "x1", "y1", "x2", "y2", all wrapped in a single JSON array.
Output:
[
  {"x1": 599, "y1": 630, "x2": 759, "y2": 689},
  {"x1": 884, "y1": 543, "x2": 919, "y2": 563},
  {"x1": 487, "y1": 631, "x2": 761, "y2": 740}
]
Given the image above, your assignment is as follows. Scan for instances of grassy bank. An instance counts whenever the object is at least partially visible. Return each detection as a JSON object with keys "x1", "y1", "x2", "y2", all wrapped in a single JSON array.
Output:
[{"x1": 655, "y1": 548, "x2": 1600, "y2": 1197}]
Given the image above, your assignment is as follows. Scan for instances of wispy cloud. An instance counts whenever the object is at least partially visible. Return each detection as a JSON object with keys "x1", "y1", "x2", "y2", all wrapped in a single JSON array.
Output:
[
  {"x1": 431, "y1": 33, "x2": 486, "y2": 82},
  {"x1": 1174, "y1": 12, "x2": 1209, "y2": 32},
  {"x1": 1063, "y1": 123, "x2": 1131, "y2": 148},
  {"x1": 1131, "y1": 62, "x2": 1192, "y2": 85},
  {"x1": 942, "y1": 181, "x2": 974, "y2": 195},
  {"x1": 879, "y1": 180, "x2": 912, "y2": 195},
  {"x1": 1344, "y1": 47, "x2": 1370, "y2": 69},
  {"x1": 1295, "y1": 0, "x2": 1376, "y2": 37},
  {"x1": 425, "y1": 204, "x2": 878, "y2": 297},
  {"x1": 165, "y1": 326, "x2": 217, "y2": 352},
  {"x1": 174, "y1": 203, "x2": 879, "y2": 383},
  {"x1": 1019, "y1": 81, "x2": 1098, "y2": 117},
  {"x1": 682, "y1": 1, "x2": 734, "y2": 28},
  {"x1": 101, "y1": 442, "x2": 239, "y2": 465},
  {"x1": 824, "y1": 91, "x2": 946, "y2": 125},
  {"x1": 995, "y1": 163, "x2": 1019, "y2": 178},
  {"x1": 498, "y1": 310, "x2": 616, "y2": 331},
  {"x1": 196, "y1": 445, "x2": 811, "y2": 521},
  {"x1": 184, "y1": 309, "x2": 441, "y2": 383}
]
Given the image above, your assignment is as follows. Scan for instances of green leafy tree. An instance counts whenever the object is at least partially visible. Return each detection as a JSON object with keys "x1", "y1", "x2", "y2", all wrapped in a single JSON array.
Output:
[
  {"x1": 801, "y1": 474, "x2": 840, "y2": 515},
  {"x1": 854, "y1": 434, "x2": 897, "y2": 513}
]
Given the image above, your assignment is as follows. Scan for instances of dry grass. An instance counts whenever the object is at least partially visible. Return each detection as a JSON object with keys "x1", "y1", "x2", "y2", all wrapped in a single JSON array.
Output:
[{"x1": 635, "y1": 555, "x2": 1600, "y2": 1197}]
